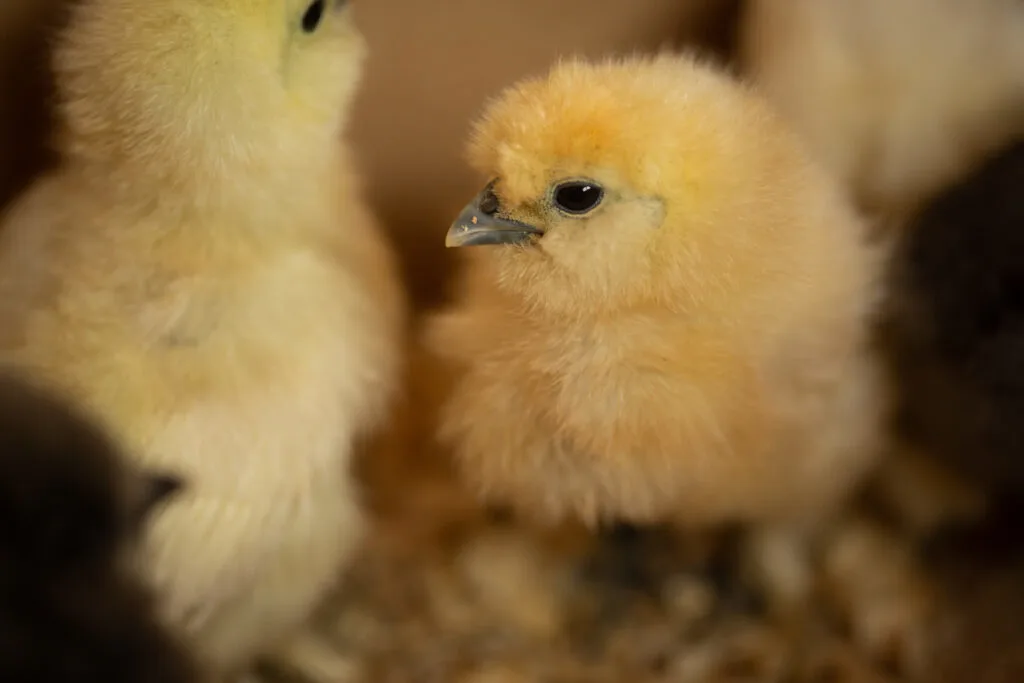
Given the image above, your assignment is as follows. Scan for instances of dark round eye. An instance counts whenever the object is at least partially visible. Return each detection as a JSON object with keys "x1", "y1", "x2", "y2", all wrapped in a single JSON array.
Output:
[
  {"x1": 553, "y1": 181, "x2": 604, "y2": 215},
  {"x1": 302, "y1": 0, "x2": 325, "y2": 33}
]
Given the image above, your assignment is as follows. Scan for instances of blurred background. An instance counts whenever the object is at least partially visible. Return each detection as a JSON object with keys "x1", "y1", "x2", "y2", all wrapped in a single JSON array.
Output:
[{"x1": 2, "y1": 1, "x2": 1023, "y2": 682}]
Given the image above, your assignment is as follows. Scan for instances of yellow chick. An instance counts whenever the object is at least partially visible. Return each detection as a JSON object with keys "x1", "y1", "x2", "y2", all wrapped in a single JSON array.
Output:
[
  {"x1": 738, "y1": 0, "x2": 1024, "y2": 223},
  {"x1": 427, "y1": 53, "x2": 884, "y2": 614},
  {"x1": 0, "y1": 0, "x2": 405, "y2": 680}
]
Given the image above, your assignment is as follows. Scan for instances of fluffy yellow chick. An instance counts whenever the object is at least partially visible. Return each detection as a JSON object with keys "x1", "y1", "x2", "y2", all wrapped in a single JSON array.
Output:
[
  {"x1": 0, "y1": 0, "x2": 405, "y2": 680},
  {"x1": 739, "y1": 0, "x2": 1024, "y2": 223},
  {"x1": 427, "y1": 54, "x2": 884, "y2": 611}
]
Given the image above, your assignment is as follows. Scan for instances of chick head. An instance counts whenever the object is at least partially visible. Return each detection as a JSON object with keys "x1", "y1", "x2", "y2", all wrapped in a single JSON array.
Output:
[
  {"x1": 53, "y1": 0, "x2": 364, "y2": 184},
  {"x1": 446, "y1": 54, "x2": 821, "y2": 318},
  {"x1": 0, "y1": 372, "x2": 184, "y2": 580}
]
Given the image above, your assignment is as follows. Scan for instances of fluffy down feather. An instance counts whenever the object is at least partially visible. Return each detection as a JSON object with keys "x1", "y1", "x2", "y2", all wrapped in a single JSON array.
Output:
[
  {"x1": 431, "y1": 53, "x2": 883, "y2": 530},
  {"x1": 0, "y1": 0, "x2": 405, "y2": 679},
  {"x1": 428, "y1": 54, "x2": 885, "y2": 621}
]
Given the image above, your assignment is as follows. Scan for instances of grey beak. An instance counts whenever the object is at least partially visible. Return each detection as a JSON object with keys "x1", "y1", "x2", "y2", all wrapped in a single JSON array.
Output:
[{"x1": 445, "y1": 181, "x2": 544, "y2": 247}]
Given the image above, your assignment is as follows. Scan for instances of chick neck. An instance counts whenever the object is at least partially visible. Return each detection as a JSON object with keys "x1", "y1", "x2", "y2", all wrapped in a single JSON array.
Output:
[
  {"x1": 61, "y1": 121, "x2": 347, "y2": 219},
  {"x1": 493, "y1": 278, "x2": 679, "y2": 331}
]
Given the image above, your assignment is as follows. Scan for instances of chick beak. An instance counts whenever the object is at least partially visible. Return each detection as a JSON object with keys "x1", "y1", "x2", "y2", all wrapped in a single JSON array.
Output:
[{"x1": 446, "y1": 182, "x2": 543, "y2": 248}]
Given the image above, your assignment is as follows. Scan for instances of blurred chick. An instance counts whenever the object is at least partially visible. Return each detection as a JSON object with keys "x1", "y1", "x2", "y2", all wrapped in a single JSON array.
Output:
[
  {"x1": 879, "y1": 138, "x2": 1024, "y2": 502},
  {"x1": 739, "y1": 0, "x2": 1024, "y2": 224},
  {"x1": 0, "y1": 0, "x2": 405, "y2": 680},
  {"x1": 0, "y1": 370, "x2": 198, "y2": 683},
  {"x1": 427, "y1": 54, "x2": 884, "y2": 619}
]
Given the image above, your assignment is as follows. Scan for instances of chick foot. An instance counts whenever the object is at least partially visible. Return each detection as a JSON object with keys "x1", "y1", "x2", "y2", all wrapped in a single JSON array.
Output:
[
  {"x1": 260, "y1": 629, "x2": 362, "y2": 683},
  {"x1": 821, "y1": 517, "x2": 933, "y2": 679},
  {"x1": 740, "y1": 524, "x2": 816, "y2": 626}
]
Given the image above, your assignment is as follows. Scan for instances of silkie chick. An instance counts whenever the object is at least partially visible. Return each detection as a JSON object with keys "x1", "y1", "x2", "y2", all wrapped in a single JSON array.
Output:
[
  {"x1": 0, "y1": 370, "x2": 198, "y2": 683},
  {"x1": 738, "y1": 0, "x2": 1024, "y2": 225},
  {"x1": 0, "y1": 0, "x2": 405, "y2": 680},
  {"x1": 427, "y1": 54, "x2": 885, "y2": 618}
]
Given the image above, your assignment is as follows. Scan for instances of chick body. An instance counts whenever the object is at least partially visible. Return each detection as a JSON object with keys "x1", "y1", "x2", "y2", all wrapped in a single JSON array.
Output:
[
  {"x1": 430, "y1": 54, "x2": 882, "y2": 545},
  {"x1": 739, "y1": 0, "x2": 1024, "y2": 222},
  {"x1": 0, "y1": 0, "x2": 404, "y2": 678},
  {"x1": 880, "y1": 139, "x2": 1024, "y2": 499}
]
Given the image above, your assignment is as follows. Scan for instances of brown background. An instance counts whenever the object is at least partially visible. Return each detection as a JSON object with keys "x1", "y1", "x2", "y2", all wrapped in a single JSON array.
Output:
[{"x1": 0, "y1": 0, "x2": 738, "y2": 309}]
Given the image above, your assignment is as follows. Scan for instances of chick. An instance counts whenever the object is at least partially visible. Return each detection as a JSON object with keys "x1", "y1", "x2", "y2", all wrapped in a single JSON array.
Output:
[
  {"x1": 0, "y1": 0, "x2": 405, "y2": 679},
  {"x1": 738, "y1": 0, "x2": 1024, "y2": 224},
  {"x1": 0, "y1": 370, "x2": 199, "y2": 683},
  {"x1": 428, "y1": 54, "x2": 884, "y2": 619},
  {"x1": 879, "y1": 139, "x2": 1024, "y2": 502}
]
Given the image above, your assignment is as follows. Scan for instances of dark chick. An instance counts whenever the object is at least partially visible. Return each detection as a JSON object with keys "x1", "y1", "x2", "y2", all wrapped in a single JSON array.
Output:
[
  {"x1": 881, "y1": 138, "x2": 1024, "y2": 500},
  {"x1": 0, "y1": 371, "x2": 199, "y2": 683}
]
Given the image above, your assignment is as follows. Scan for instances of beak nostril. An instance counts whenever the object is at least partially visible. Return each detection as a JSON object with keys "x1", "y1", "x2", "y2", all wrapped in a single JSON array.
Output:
[{"x1": 479, "y1": 191, "x2": 499, "y2": 216}]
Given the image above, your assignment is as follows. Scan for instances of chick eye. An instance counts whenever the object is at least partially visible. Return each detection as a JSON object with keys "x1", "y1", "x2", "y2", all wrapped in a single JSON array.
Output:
[
  {"x1": 552, "y1": 181, "x2": 604, "y2": 215},
  {"x1": 301, "y1": 0, "x2": 325, "y2": 33}
]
